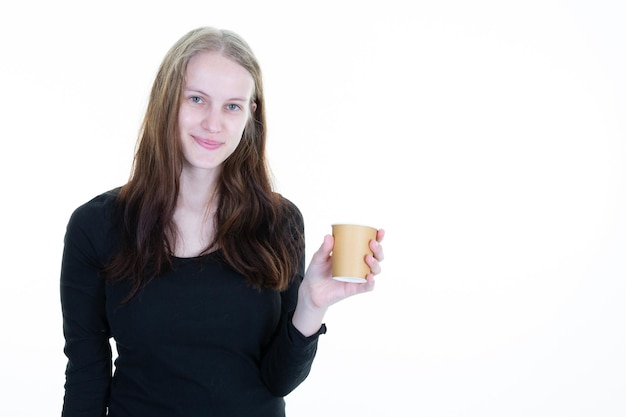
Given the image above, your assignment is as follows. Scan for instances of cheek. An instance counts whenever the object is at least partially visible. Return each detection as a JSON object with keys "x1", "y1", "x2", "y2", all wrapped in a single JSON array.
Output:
[
  {"x1": 241, "y1": 113, "x2": 255, "y2": 134},
  {"x1": 228, "y1": 114, "x2": 251, "y2": 138},
  {"x1": 177, "y1": 113, "x2": 187, "y2": 137},
  {"x1": 178, "y1": 108, "x2": 194, "y2": 129}
]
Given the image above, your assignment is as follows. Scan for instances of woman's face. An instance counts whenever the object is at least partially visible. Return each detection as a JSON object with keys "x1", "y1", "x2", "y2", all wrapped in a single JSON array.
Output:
[{"x1": 178, "y1": 51, "x2": 256, "y2": 176}]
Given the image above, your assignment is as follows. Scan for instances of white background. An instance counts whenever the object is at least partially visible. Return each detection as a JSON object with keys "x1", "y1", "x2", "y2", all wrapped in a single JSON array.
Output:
[{"x1": 1, "y1": 0, "x2": 625, "y2": 415}]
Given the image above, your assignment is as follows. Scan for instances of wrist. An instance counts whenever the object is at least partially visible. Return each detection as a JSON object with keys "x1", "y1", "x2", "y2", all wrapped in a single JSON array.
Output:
[{"x1": 291, "y1": 301, "x2": 328, "y2": 337}]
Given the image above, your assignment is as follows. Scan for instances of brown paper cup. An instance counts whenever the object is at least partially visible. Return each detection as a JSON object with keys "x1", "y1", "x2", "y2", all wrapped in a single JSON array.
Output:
[{"x1": 331, "y1": 224, "x2": 378, "y2": 283}]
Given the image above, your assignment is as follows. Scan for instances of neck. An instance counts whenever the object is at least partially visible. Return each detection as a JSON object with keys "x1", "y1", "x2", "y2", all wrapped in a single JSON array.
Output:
[
  {"x1": 172, "y1": 167, "x2": 220, "y2": 257},
  {"x1": 178, "y1": 166, "x2": 220, "y2": 212}
]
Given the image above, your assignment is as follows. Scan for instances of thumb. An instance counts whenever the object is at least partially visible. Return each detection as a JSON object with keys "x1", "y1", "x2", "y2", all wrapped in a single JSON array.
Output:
[{"x1": 310, "y1": 234, "x2": 334, "y2": 265}]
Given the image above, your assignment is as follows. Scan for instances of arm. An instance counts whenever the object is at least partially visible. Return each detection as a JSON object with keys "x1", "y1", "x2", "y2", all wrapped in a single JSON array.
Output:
[
  {"x1": 260, "y1": 227, "x2": 385, "y2": 396},
  {"x1": 259, "y1": 286, "x2": 327, "y2": 397},
  {"x1": 60, "y1": 201, "x2": 113, "y2": 417},
  {"x1": 259, "y1": 200, "x2": 327, "y2": 396}
]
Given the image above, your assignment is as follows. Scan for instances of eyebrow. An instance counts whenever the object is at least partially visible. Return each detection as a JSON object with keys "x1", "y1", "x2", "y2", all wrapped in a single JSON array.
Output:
[{"x1": 185, "y1": 88, "x2": 249, "y2": 103}]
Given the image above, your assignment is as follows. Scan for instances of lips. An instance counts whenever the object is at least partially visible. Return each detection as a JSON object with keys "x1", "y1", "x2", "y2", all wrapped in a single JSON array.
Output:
[{"x1": 193, "y1": 135, "x2": 223, "y2": 150}]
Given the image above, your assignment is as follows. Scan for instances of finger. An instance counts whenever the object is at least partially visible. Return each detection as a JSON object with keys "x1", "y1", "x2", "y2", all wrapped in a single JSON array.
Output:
[
  {"x1": 363, "y1": 274, "x2": 376, "y2": 291},
  {"x1": 369, "y1": 239, "x2": 385, "y2": 262},
  {"x1": 376, "y1": 228, "x2": 385, "y2": 243},
  {"x1": 311, "y1": 234, "x2": 334, "y2": 264},
  {"x1": 347, "y1": 274, "x2": 376, "y2": 295},
  {"x1": 366, "y1": 254, "x2": 382, "y2": 275}
]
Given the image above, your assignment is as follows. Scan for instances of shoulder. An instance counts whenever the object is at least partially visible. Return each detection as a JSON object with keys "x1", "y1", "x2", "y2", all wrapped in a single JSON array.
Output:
[
  {"x1": 69, "y1": 187, "x2": 121, "y2": 226},
  {"x1": 277, "y1": 194, "x2": 302, "y2": 216},
  {"x1": 64, "y1": 187, "x2": 122, "y2": 259},
  {"x1": 275, "y1": 193, "x2": 304, "y2": 231}
]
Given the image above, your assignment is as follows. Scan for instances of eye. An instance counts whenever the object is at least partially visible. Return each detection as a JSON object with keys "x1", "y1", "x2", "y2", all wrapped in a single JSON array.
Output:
[
  {"x1": 190, "y1": 96, "x2": 203, "y2": 104},
  {"x1": 226, "y1": 103, "x2": 241, "y2": 111}
]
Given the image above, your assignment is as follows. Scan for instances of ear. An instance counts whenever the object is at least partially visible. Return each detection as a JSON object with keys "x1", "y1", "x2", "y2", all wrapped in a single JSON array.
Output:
[{"x1": 251, "y1": 102, "x2": 257, "y2": 113}]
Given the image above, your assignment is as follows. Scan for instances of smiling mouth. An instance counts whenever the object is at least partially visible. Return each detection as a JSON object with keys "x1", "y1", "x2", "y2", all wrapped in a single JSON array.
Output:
[{"x1": 193, "y1": 136, "x2": 223, "y2": 150}]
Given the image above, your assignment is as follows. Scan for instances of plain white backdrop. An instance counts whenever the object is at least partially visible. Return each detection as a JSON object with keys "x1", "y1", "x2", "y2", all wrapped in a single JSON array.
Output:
[{"x1": 1, "y1": 0, "x2": 625, "y2": 415}]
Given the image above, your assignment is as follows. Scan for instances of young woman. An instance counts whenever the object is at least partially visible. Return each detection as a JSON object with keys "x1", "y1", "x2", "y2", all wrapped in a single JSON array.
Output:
[{"x1": 60, "y1": 27, "x2": 385, "y2": 417}]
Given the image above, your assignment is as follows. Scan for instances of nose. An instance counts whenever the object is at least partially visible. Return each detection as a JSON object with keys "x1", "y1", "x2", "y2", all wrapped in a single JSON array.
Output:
[{"x1": 201, "y1": 107, "x2": 221, "y2": 133}]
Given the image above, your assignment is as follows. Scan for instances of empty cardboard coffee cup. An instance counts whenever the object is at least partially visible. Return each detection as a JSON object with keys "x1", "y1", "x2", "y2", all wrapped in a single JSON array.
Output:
[{"x1": 331, "y1": 224, "x2": 377, "y2": 283}]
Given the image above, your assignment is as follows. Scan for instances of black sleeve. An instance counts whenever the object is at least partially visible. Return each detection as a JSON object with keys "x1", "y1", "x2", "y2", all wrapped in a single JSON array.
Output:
[
  {"x1": 260, "y1": 297, "x2": 327, "y2": 397},
  {"x1": 260, "y1": 198, "x2": 327, "y2": 396},
  {"x1": 60, "y1": 197, "x2": 113, "y2": 417}
]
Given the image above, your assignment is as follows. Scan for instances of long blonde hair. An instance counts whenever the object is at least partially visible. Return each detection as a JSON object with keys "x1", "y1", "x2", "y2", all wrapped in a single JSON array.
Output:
[{"x1": 105, "y1": 27, "x2": 303, "y2": 301}]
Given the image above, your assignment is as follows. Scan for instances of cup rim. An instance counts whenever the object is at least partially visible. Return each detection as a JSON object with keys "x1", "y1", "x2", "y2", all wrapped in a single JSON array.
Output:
[{"x1": 331, "y1": 223, "x2": 377, "y2": 230}]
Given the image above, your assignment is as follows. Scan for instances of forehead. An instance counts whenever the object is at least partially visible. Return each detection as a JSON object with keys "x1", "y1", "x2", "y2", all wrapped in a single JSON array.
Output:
[{"x1": 185, "y1": 51, "x2": 254, "y2": 97}]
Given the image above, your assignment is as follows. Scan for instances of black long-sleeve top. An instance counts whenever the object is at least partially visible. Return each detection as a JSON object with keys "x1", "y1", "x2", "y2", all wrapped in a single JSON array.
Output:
[{"x1": 60, "y1": 189, "x2": 325, "y2": 417}]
